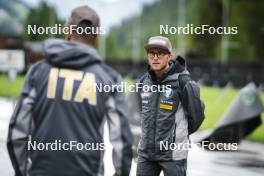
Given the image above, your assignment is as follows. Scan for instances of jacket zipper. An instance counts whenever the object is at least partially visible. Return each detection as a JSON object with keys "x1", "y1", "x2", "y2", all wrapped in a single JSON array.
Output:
[
  {"x1": 153, "y1": 88, "x2": 160, "y2": 155},
  {"x1": 172, "y1": 122, "x2": 177, "y2": 143}
]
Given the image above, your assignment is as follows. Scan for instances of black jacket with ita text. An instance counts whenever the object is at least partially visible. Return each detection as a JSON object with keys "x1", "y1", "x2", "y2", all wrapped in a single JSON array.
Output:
[{"x1": 7, "y1": 39, "x2": 133, "y2": 176}]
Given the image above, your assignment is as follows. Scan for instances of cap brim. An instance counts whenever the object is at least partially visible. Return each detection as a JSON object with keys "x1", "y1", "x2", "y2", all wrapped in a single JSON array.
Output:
[{"x1": 144, "y1": 44, "x2": 170, "y2": 53}]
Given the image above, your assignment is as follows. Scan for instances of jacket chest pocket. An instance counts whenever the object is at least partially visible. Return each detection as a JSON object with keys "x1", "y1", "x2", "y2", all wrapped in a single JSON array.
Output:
[
  {"x1": 155, "y1": 88, "x2": 179, "y2": 146},
  {"x1": 157, "y1": 88, "x2": 179, "y2": 134}
]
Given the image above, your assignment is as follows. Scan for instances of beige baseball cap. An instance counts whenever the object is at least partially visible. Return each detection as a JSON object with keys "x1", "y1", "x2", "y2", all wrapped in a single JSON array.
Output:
[
  {"x1": 66, "y1": 5, "x2": 100, "y2": 27},
  {"x1": 144, "y1": 36, "x2": 172, "y2": 53}
]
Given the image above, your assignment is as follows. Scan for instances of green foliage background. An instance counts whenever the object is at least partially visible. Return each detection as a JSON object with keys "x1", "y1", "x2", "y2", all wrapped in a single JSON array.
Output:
[
  {"x1": 105, "y1": 0, "x2": 264, "y2": 61},
  {"x1": 21, "y1": 0, "x2": 264, "y2": 62}
]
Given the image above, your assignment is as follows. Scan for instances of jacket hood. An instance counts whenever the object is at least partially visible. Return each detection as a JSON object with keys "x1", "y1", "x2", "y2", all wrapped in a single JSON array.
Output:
[
  {"x1": 168, "y1": 56, "x2": 187, "y2": 74},
  {"x1": 43, "y1": 39, "x2": 102, "y2": 69}
]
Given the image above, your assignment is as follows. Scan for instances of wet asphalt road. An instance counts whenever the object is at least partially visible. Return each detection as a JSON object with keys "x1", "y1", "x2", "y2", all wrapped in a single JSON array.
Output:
[
  {"x1": 187, "y1": 140, "x2": 264, "y2": 176},
  {"x1": 0, "y1": 98, "x2": 264, "y2": 176}
]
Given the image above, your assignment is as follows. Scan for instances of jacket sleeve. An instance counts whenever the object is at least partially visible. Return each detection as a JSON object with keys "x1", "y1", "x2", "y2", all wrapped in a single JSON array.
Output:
[
  {"x1": 178, "y1": 74, "x2": 205, "y2": 134},
  {"x1": 7, "y1": 67, "x2": 36, "y2": 176},
  {"x1": 105, "y1": 76, "x2": 133, "y2": 176}
]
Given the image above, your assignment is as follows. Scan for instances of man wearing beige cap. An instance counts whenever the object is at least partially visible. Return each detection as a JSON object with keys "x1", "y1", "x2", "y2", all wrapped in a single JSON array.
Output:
[
  {"x1": 7, "y1": 5, "x2": 133, "y2": 176},
  {"x1": 136, "y1": 36, "x2": 204, "y2": 176}
]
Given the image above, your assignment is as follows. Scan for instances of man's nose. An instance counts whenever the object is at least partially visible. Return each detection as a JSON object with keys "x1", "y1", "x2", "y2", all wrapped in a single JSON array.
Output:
[{"x1": 153, "y1": 55, "x2": 159, "y2": 61}]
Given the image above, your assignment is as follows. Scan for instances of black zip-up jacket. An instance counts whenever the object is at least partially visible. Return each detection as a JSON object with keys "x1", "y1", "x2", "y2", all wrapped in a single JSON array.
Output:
[
  {"x1": 137, "y1": 56, "x2": 205, "y2": 161},
  {"x1": 7, "y1": 39, "x2": 133, "y2": 176}
]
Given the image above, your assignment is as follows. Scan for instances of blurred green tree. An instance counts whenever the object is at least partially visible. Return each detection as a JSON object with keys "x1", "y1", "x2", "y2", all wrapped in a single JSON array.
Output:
[
  {"x1": 23, "y1": 1, "x2": 64, "y2": 41},
  {"x1": 228, "y1": 0, "x2": 264, "y2": 61}
]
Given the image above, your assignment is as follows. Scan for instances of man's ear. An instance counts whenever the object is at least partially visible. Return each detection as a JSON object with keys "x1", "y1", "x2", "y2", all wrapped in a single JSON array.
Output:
[{"x1": 168, "y1": 53, "x2": 172, "y2": 60}]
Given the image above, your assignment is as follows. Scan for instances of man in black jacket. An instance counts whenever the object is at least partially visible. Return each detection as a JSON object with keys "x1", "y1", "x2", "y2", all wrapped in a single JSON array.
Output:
[
  {"x1": 7, "y1": 5, "x2": 133, "y2": 176},
  {"x1": 136, "y1": 36, "x2": 205, "y2": 176}
]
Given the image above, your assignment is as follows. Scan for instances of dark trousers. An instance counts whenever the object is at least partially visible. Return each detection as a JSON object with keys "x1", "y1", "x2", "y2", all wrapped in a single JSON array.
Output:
[{"x1": 136, "y1": 156, "x2": 187, "y2": 176}]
